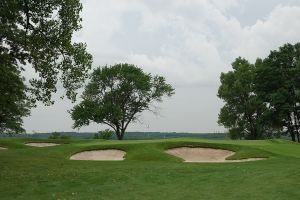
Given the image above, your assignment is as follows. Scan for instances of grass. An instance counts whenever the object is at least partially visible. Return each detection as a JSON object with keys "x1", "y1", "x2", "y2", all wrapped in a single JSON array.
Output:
[{"x1": 0, "y1": 137, "x2": 299, "y2": 200}]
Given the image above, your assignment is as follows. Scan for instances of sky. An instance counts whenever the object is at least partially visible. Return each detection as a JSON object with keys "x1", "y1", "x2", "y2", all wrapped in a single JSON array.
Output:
[{"x1": 23, "y1": 0, "x2": 300, "y2": 133}]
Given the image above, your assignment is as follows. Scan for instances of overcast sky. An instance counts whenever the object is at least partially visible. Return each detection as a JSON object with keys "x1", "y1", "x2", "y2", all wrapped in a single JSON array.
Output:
[{"x1": 23, "y1": 0, "x2": 300, "y2": 133}]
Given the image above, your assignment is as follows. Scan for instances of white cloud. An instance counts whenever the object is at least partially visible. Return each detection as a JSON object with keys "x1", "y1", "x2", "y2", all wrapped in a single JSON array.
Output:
[{"x1": 233, "y1": 5, "x2": 300, "y2": 61}]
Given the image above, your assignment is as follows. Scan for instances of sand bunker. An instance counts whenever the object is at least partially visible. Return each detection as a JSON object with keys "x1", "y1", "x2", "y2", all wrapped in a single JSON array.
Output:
[
  {"x1": 0, "y1": 147, "x2": 7, "y2": 150},
  {"x1": 166, "y1": 147, "x2": 265, "y2": 163},
  {"x1": 70, "y1": 149, "x2": 126, "y2": 161},
  {"x1": 25, "y1": 142, "x2": 60, "y2": 147}
]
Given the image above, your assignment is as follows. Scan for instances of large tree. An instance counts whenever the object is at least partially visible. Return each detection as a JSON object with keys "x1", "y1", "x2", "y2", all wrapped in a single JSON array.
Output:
[
  {"x1": 0, "y1": 0, "x2": 92, "y2": 133},
  {"x1": 255, "y1": 43, "x2": 300, "y2": 142},
  {"x1": 1, "y1": 0, "x2": 92, "y2": 105},
  {"x1": 0, "y1": 57, "x2": 31, "y2": 133},
  {"x1": 71, "y1": 63, "x2": 175, "y2": 140},
  {"x1": 218, "y1": 57, "x2": 267, "y2": 139}
]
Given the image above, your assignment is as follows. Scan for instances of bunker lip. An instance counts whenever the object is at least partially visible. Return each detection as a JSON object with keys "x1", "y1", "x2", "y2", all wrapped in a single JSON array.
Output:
[
  {"x1": 25, "y1": 142, "x2": 61, "y2": 147},
  {"x1": 70, "y1": 149, "x2": 126, "y2": 161},
  {"x1": 0, "y1": 146, "x2": 7, "y2": 150},
  {"x1": 166, "y1": 147, "x2": 266, "y2": 163}
]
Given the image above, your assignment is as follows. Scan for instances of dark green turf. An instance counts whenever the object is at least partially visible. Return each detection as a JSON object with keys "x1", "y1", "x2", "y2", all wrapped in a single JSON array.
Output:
[{"x1": 0, "y1": 138, "x2": 299, "y2": 200}]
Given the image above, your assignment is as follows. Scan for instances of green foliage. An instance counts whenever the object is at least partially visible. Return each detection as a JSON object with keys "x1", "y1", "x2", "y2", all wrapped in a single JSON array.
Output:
[
  {"x1": 0, "y1": 59, "x2": 31, "y2": 134},
  {"x1": 255, "y1": 43, "x2": 300, "y2": 142},
  {"x1": 99, "y1": 129, "x2": 113, "y2": 140},
  {"x1": 0, "y1": 0, "x2": 92, "y2": 105},
  {"x1": 59, "y1": 135, "x2": 71, "y2": 139},
  {"x1": 48, "y1": 132, "x2": 61, "y2": 139},
  {"x1": 48, "y1": 132, "x2": 70, "y2": 139},
  {"x1": 96, "y1": 129, "x2": 113, "y2": 140},
  {"x1": 71, "y1": 63, "x2": 174, "y2": 140},
  {"x1": 227, "y1": 127, "x2": 243, "y2": 140},
  {"x1": 218, "y1": 57, "x2": 267, "y2": 139},
  {"x1": 93, "y1": 133, "x2": 100, "y2": 139},
  {"x1": 219, "y1": 43, "x2": 300, "y2": 142}
]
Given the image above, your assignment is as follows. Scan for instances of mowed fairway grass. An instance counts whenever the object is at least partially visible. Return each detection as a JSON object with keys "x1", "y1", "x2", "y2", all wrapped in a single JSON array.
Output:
[{"x1": 0, "y1": 138, "x2": 300, "y2": 200}]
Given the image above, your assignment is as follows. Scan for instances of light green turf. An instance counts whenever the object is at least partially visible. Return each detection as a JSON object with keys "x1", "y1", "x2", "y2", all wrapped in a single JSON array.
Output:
[{"x1": 0, "y1": 138, "x2": 299, "y2": 200}]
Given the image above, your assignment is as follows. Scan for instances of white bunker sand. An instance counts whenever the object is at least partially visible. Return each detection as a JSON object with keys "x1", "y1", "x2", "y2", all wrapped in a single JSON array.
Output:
[
  {"x1": 166, "y1": 147, "x2": 265, "y2": 163},
  {"x1": 0, "y1": 147, "x2": 7, "y2": 150},
  {"x1": 25, "y1": 142, "x2": 60, "y2": 147},
  {"x1": 70, "y1": 149, "x2": 126, "y2": 161}
]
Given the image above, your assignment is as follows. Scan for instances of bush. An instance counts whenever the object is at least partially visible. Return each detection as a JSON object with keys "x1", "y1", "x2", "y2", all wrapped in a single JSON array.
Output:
[
  {"x1": 100, "y1": 129, "x2": 113, "y2": 140},
  {"x1": 48, "y1": 132, "x2": 61, "y2": 139},
  {"x1": 94, "y1": 129, "x2": 113, "y2": 140},
  {"x1": 228, "y1": 128, "x2": 243, "y2": 140},
  {"x1": 48, "y1": 132, "x2": 71, "y2": 139},
  {"x1": 93, "y1": 133, "x2": 100, "y2": 139},
  {"x1": 60, "y1": 135, "x2": 71, "y2": 139}
]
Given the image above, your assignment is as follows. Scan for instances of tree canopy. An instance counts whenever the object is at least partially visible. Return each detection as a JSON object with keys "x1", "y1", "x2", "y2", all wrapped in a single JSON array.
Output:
[
  {"x1": 218, "y1": 43, "x2": 300, "y2": 142},
  {"x1": 0, "y1": 58, "x2": 31, "y2": 133},
  {"x1": 0, "y1": 0, "x2": 92, "y2": 133},
  {"x1": 255, "y1": 43, "x2": 300, "y2": 142},
  {"x1": 1, "y1": 0, "x2": 92, "y2": 105},
  {"x1": 71, "y1": 63, "x2": 175, "y2": 140},
  {"x1": 218, "y1": 57, "x2": 267, "y2": 139}
]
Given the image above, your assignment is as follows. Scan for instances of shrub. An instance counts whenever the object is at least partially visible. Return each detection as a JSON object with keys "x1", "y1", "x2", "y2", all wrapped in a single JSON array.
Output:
[
  {"x1": 60, "y1": 135, "x2": 71, "y2": 139},
  {"x1": 227, "y1": 128, "x2": 243, "y2": 140},
  {"x1": 93, "y1": 133, "x2": 100, "y2": 139},
  {"x1": 48, "y1": 132, "x2": 61, "y2": 139},
  {"x1": 99, "y1": 129, "x2": 113, "y2": 140},
  {"x1": 48, "y1": 132, "x2": 71, "y2": 139}
]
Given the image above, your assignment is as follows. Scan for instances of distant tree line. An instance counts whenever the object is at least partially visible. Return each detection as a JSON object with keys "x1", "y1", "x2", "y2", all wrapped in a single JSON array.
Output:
[{"x1": 218, "y1": 43, "x2": 300, "y2": 142}]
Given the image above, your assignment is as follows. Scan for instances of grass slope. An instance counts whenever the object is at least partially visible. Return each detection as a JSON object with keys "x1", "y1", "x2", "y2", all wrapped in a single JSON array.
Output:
[{"x1": 0, "y1": 138, "x2": 299, "y2": 200}]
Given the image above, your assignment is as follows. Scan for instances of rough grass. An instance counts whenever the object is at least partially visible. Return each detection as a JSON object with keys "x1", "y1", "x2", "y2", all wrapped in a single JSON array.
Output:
[{"x1": 0, "y1": 137, "x2": 299, "y2": 200}]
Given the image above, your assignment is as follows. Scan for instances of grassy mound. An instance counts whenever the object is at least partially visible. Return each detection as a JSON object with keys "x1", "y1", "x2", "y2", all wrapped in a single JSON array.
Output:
[{"x1": 0, "y1": 137, "x2": 299, "y2": 199}]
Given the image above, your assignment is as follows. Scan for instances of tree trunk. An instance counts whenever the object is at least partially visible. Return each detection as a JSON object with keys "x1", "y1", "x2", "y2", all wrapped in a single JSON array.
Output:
[
  {"x1": 115, "y1": 128, "x2": 123, "y2": 140},
  {"x1": 115, "y1": 130, "x2": 125, "y2": 140},
  {"x1": 293, "y1": 112, "x2": 300, "y2": 143},
  {"x1": 288, "y1": 115, "x2": 296, "y2": 142},
  {"x1": 290, "y1": 129, "x2": 296, "y2": 142},
  {"x1": 120, "y1": 129, "x2": 125, "y2": 140},
  {"x1": 116, "y1": 134, "x2": 122, "y2": 140}
]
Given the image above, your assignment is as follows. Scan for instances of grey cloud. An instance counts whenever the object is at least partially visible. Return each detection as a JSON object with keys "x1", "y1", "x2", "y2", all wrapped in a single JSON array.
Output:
[{"x1": 24, "y1": 0, "x2": 300, "y2": 133}]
